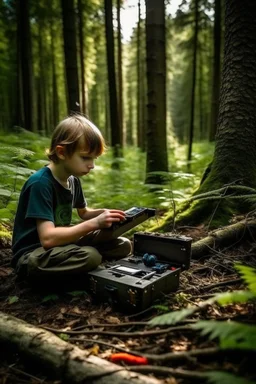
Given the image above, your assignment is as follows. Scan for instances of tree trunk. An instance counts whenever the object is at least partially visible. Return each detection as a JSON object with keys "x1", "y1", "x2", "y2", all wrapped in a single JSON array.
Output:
[
  {"x1": 145, "y1": 0, "x2": 168, "y2": 184},
  {"x1": 77, "y1": 0, "x2": 87, "y2": 115},
  {"x1": 37, "y1": 21, "x2": 46, "y2": 134},
  {"x1": 104, "y1": 0, "x2": 122, "y2": 158},
  {"x1": 0, "y1": 312, "x2": 160, "y2": 384},
  {"x1": 117, "y1": 0, "x2": 124, "y2": 147},
  {"x1": 126, "y1": 75, "x2": 134, "y2": 145},
  {"x1": 16, "y1": 0, "x2": 36, "y2": 132},
  {"x1": 137, "y1": 0, "x2": 142, "y2": 149},
  {"x1": 187, "y1": 0, "x2": 199, "y2": 169},
  {"x1": 50, "y1": 20, "x2": 59, "y2": 127},
  {"x1": 209, "y1": 0, "x2": 256, "y2": 186},
  {"x1": 141, "y1": 39, "x2": 147, "y2": 152},
  {"x1": 61, "y1": 0, "x2": 80, "y2": 114},
  {"x1": 209, "y1": 0, "x2": 222, "y2": 142}
]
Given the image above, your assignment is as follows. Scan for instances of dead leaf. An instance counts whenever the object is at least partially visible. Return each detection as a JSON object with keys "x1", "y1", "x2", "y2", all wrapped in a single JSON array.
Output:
[
  {"x1": 100, "y1": 349, "x2": 113, "y2": 359},
  {"x1": 164, "y1": 378, "x2": 178, "y2": 384},
  {"x1": 0, "y1": 267, "x2": 12, "y2": 277},
  {"x1": 104, "y1": 306, "x2": 112, "y2": 313},
  {"x1": 87, "y1": 317, "x2": 99, "y2": 325},
  {"x1": 126, "y1": 339, "x2": 140, "y2": 347},
  {"x1": 211, "y1": 307, "x2": 222, "y2": 316},
  {"x1": 65, "y1": 319, "x2": 80, "y2": 328},
  {"x1": 70, "y1": 306, "x2": 82, "y2": 314},
  {"x1": 87, "y1": 344, "x2": 100, "y2": 356},
  {"x1": 106, "y1": 316, "x2": 121, "y2": 324}
]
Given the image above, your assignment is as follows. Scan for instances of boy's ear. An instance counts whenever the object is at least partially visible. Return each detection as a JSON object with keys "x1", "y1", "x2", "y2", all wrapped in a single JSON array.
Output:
[{"x1": 55, "y1": 145, "x2": 66, "y2": 160}]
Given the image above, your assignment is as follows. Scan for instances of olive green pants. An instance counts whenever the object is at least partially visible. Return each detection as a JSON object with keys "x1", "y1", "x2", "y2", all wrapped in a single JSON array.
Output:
[{"x1": 16, "y1": 229, "x2": 131, "y2": 286}]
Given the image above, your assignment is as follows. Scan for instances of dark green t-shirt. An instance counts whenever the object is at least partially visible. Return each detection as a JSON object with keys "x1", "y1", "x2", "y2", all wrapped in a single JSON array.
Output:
[{"x1": 11, "y1": 166, "x2": 86, "y2": 267}]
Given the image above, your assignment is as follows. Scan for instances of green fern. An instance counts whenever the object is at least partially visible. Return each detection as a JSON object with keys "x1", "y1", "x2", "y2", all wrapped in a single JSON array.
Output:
[
  {"x1": 206, "y1": 371, "x2": 256, "y2": 384},
  {"x1": 1, "y1": 163, "x2": 34, "y2": 176},
  {"x1": 235, "y1": 264, "x2": 256, "y2": 295},
  {"x1": 0, "y1": 188, "x2": 11, "y2": 197},
  {"x1": 0, "y1": 208, "x2": 13, "y2": 220},
  {"x1": 0, "y1": 146, "x2": 34, "y2": 158},
  {"x1": 214, "y1": 290, "x2": 256, "y2": 305},
  {"x1": 149, "y1": 306, "x2": 198, "y2": 326},
  {"x1": 149, "y1": 266, "x2": 256, "y2": 326},
  {"x1": 192, "y1": 320, "x2": 256, "y2": 350}
]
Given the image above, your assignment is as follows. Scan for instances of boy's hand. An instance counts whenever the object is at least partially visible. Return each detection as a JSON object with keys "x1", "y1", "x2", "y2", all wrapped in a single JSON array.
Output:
[{"x1": 95, "y1": 209, "x2": 126, "y2": 229}]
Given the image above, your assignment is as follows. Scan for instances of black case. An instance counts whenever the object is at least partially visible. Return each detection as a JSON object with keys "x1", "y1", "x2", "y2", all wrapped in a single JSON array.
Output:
[{"x1": 88, "y1": 232, "x2": 192, "y2": 312}]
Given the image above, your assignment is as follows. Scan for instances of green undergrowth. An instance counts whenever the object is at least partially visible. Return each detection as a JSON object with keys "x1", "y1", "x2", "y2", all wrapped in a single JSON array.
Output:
[
  {"x1": 154, "y1": 182, "x2": 256, "y2": 231},
  {"x1": 149, "y1": 264, "x2": 256, "y2": 383},
  {"x1": 0, "y1": 130, "x2": 214, "y2": 228}
]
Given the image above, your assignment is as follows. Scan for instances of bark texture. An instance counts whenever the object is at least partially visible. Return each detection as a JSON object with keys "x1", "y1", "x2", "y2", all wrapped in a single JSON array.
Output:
[
  {"x1": 205, "y1": 0, "x2": 256, "y2": 188},
  {"x1": 61, "y1": 0, "x2": 80, "y2": 113},
  {"x1": 145, "y1": 0, "x2": 168, "y2": 182},
  {"x1": 104, "y1": 0, "x2": 121, "y2": 154},
  {"x1": 0, "y1": 312, "x2": 161, "y2": 384}
]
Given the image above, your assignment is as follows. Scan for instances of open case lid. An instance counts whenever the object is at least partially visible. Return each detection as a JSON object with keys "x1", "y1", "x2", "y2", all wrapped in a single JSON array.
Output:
[{"x1": 133, "y1": 232, "x2": 192, "y2": 270}]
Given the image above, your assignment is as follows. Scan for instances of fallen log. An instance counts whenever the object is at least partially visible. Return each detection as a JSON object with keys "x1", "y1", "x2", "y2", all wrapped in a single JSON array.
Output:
[
  {"x1": 0, "y1": 311, "x2": 162, "y2": 384},
  {"x1": 191, "y1": 218, "x2": 256, "y2": 259}
]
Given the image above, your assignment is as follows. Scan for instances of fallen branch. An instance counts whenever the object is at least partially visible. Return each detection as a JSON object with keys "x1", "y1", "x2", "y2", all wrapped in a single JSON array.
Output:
[
  {"x1": 71, "y1": 321, "x2": 149, "y2": 331},
  {"x1": 201, "y1": 278, "x2": 243, "y2": 291},
  {"x1": 127, "y1": 365, "x2": 207, "y2": 381},
  {"x1": 41, "y1": 324, "x2": 192, "y2": 338},
  {"x1": 191, "y1": 219, "x2": 256, "y2": 259},
  {"x1": 181, "y1": 277, "x2": 243, "y2": 294},
  {"x1": 144, "y1": 347, "x2": 220, "y2": 362},
  {"x1": 0, "y1": 311, "x2": 161, "y2": 384},
  {"x1": 71, "y1": 339, "x2": 220, "y2": 363}
]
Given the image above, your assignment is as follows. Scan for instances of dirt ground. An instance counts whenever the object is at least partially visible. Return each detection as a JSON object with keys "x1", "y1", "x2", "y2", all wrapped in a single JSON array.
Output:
[{"x1": 0, "y1": 225, "x2": 255, "y2": 384}]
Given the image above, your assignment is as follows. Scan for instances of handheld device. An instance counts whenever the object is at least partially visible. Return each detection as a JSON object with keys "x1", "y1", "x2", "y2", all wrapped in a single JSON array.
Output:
[{"x1": 107, "y1": 206, "x2": 156, "y2": 237}]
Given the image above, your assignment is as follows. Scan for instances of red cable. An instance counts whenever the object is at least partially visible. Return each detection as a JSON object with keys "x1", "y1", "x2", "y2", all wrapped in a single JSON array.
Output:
[{"x1": 110, "y1": 352, "x2": 148, "y2": 365}]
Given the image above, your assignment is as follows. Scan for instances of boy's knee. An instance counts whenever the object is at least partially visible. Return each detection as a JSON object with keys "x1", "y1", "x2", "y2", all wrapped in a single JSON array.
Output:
[{"x1": 81, "y1": 246, "x2": 102, "y2": 271}]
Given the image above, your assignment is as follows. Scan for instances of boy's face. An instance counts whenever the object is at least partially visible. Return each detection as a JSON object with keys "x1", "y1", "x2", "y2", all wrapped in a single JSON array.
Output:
[{"x1": 62, "y1": 138, "x2": 98, "y2": 178}]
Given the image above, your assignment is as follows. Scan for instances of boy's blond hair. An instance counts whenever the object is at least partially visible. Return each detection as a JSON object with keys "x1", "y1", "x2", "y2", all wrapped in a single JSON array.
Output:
[{"x1": 47, "y1": 115, "x2": 106, "y2": 163}]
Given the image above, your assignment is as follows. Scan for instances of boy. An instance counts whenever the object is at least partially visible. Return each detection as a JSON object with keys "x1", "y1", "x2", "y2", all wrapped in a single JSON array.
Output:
[{"x1": 11, "y1": 115, "x2": 131, "y2": 286}]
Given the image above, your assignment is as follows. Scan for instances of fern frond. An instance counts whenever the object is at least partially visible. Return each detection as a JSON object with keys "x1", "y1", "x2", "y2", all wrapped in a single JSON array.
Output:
[
  {"x1": 149, "y1": 307, "x2": 197, "y2": 326},
  {"x1": 149, "y1": 288, "x2": 255, "y2": 327},
  {"x1": 0, "y1": 146, "x2": 34, "y2": 157},
  {"x1": 0, "y1": 164, "x2": 34, "y2": 176},
  {"x1": 206, "y1": 371, "x2": 256, "y2": 384},
  {"x1": 0, "y1": 188, "x2": 11, "y2": 197},
  {"x1": 0, "y1": 208, "x2": 13, "y2": 220},
  {"x1": 235, "y1": 265, "x2": 256, "y2": 295},
  {"x1": 192, "y1": 321, "x2": 256, "y2": 350},
  {"x1": 214, "y1": 290, "x2": 256, "y2": 305}
]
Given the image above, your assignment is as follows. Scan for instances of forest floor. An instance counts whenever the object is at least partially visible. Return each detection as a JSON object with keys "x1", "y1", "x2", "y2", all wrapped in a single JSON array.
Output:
[{"x1": 0, "y1": 224, "x2": 255, "y2": 384}]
